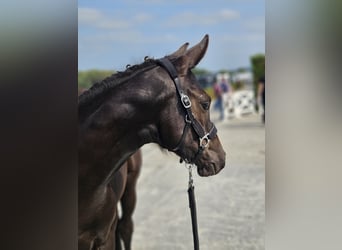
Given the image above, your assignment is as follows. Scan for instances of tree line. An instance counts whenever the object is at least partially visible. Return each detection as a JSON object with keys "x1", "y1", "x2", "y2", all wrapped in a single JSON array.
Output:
[
  {"x1": 78, "y1": 54, "x2": 265, "y2": 97},
  {"x1": 78, "y1": 69, "x2": 116, "y2": 90}
]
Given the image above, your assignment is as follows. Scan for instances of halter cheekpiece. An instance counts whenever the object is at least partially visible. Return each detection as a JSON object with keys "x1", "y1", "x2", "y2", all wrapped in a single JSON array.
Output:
[{"x1": 157, "y1": 57, "x2": 217, "y2": 164}]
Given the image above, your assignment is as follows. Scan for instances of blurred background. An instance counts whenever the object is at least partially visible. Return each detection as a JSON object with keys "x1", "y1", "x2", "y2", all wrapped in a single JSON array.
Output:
[
  {"x1": 78, "y1": 0, "x2": 266, "y2": 126},
  {"x1": 78, "y1": 1, "x2": 265, "y2": 249},
  {"x1": 1, "y1": 0, "x2": 341, "y2": 249}
]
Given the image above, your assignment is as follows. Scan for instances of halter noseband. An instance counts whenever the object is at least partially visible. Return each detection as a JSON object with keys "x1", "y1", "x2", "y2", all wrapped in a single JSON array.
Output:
[{"x1": 157, "y1": 57, "x2": 218, "y2": 164}]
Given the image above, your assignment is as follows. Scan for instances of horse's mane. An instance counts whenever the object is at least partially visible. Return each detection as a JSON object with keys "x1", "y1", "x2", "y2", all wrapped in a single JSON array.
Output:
[
  {"x1": 79, "y1": 60, "x2": 157, "y2": 107},
  {"x1": 78, "y1": 59, "x2": 158, "y2": 120},
  {"x1": 78, "y1": 53, "x2": 180, "y2": 122}
]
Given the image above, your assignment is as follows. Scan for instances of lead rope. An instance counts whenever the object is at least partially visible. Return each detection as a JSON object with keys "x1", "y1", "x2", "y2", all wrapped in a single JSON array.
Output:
[{"x1": 186, "y1": 164, "x2": 200, "y2": 250}]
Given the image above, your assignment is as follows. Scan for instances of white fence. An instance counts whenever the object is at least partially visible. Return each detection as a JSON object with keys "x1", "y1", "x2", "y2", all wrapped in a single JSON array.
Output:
[{"x1": 225, "y1": 90, "x2": 256, "y2": 118}]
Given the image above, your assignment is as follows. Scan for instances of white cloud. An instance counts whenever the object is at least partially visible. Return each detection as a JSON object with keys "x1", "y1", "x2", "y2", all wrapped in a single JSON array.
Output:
[
  {"x1": 80, "y1": 30, "x2": 179, "y2": 46},
  {"x1": 243, "y1": 16, "x2": 265, "y2": 32},
  {"x1": 126, "y1": 0, "x2": 197, "y2": 3},
  {"x1": 133, "y1": 13, "x2": 153, "y2": 23},
  {"x1": 79, "y1": 31, "x2": 140, "y2": 48},
  {"x1": 78, "y1": 7, "x2": 153, "y2": 30},
  {"x1": 218, "y1": 9, "x2": 241, "y2": 20},
  {"x1": 221, "y1": 33, "x2": 264, "y2": 42},
  {"x1": 78, "y1": 8, "x2": 103, "y2": 24},
  {"x1": 165, "y1": 9, "x2": 240, "y2": 27}
]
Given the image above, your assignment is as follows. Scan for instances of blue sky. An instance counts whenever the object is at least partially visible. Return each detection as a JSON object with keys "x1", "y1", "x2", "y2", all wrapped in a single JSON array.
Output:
[{"x1": 78, "y1": 0, "x2": 264, "y2": 72}]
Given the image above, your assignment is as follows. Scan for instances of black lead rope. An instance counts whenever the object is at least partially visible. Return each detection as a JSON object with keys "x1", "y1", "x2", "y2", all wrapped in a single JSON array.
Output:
[
  {"x1": 187, "y1": 165, "x2": 200, "y2": 250},
  {"x1": 157, "y1": 57, "x2": 216, "y2": 250}
]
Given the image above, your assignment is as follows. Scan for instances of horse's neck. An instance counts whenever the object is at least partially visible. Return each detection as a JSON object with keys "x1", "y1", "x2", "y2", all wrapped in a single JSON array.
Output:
[{"x1": 79, "y1": 77, "x2": 165, "y2": 187}]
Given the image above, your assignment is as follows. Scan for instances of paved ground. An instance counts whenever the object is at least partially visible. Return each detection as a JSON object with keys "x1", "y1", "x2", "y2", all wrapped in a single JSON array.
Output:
[{"x1": 130, "y1": 112, "x2": 265, "y2": 250}]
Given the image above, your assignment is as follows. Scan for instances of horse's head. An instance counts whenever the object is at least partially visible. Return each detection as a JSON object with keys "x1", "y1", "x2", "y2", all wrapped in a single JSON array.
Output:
[{"x1": 157, "y1": 35, "x2": 226, "y2": 176}]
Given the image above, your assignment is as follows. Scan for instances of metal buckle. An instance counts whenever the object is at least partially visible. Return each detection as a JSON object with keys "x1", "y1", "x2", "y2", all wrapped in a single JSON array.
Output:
[
  {"x1": 185, "y1": 115, "x2": 192, "y2": 124},
  {"x1": 199, "y1": 133, "x2": 210, "y2": 149},
  {"x1": 180, "y1": 93, "x2": 191, "y2": 108}
]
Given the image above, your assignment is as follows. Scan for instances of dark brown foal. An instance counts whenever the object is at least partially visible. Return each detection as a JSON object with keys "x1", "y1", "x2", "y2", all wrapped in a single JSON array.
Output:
[{"x1": 79, "y1": 35, "x2": 226, "y2": 249}]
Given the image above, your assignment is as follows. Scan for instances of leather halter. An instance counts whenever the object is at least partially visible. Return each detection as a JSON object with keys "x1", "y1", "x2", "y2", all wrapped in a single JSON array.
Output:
[{"x1": 157, "y1": 57, "x2": 217, "y2": 164}]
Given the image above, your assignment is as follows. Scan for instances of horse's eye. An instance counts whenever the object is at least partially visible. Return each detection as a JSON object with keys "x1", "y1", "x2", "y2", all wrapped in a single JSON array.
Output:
[{"x1": 201, "y1": 102, "x2": 210, "y2": 110}]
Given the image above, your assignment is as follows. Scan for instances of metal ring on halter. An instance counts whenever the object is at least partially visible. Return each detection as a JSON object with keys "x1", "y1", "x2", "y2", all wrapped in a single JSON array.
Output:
[
  {"x1": 199, "y1": 133, "x2": 210, "y2": 149},
  {"x1": 180, "y1": 93, "x2": 191, "y2": 108}
]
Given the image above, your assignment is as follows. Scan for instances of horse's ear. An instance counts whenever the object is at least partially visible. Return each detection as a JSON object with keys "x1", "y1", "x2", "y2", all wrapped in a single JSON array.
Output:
[
  {"x1": 168, "y1": 42, "x2": 189, "y2": 59},
  {"x1": 175, "y1": 35, "x2": 209, "y2": 75}
]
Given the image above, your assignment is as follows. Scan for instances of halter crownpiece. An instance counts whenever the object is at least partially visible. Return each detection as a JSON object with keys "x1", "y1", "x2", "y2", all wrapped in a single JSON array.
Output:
[{"x1": 157, "y1": 57, "x2": 217, "y2": 164}]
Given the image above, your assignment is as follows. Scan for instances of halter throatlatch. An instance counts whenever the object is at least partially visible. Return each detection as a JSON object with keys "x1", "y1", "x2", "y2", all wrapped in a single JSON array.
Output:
[{"x1": 157, "y1": 57, "x2": 217, "y2": 164}]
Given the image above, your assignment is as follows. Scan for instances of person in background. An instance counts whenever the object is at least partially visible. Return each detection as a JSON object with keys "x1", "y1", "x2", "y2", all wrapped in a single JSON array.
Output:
[
  {"x1": 213, "y1": 81, "x2": 224, "y2": 121},
  {"x1": 258, "y1": 76, "x2": 265, "y2": 123},
  {"x1": 220, "y1": 78, "x2": 231, "y2": 120}
]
